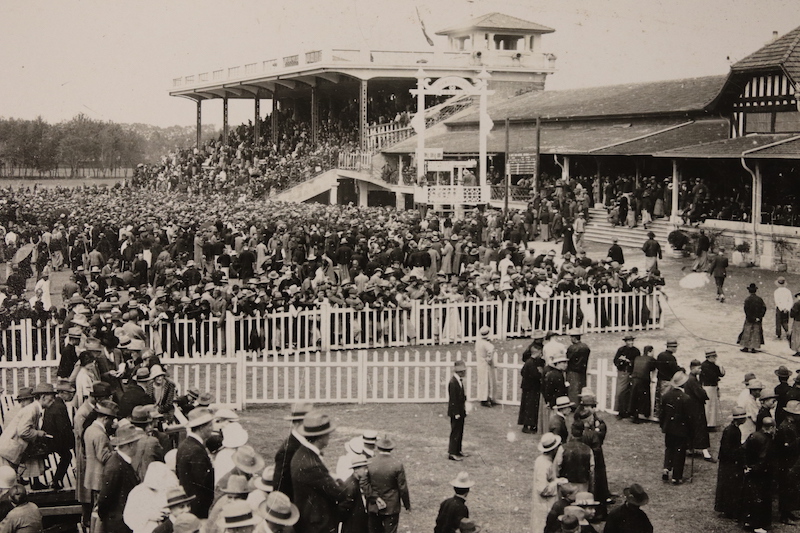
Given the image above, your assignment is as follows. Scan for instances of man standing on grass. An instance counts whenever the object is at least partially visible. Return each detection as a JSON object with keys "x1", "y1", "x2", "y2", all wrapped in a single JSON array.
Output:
[
  {"x1": 739, "y1": 283, "x2": 766, "y2": 353},
  {"x1": 659, "y1": 371, "x2": 694, "y2": 485},
  {"x1": 565, "y1": 329, "x2": 590, "y2": 405},
  {"x1": 367, "y1": 436, "x2": 411, "y2": 533},
  {"x1": 434, "y1": 472, "x2": 473, "y2": 533},
  {"x1": 774, "y1": 276, "x2": 793, "y2": 340},
  {"x1": 708, "y1": 247, "x2": 728, "y2": 302},
  {"x1": 613, "y1": 335, "x2": 639, "y2": 420},
  {"x1": 448, "y1": 360, "x2": 468, "y2": 462}
]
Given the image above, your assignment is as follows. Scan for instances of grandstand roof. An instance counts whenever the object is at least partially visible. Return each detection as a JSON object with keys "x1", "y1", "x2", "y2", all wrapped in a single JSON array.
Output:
[
  {"x1": 731, "y1": 25, "x2": 800, "y2": 83},
  {"x1": 655, "y1": 134, "x2": 797, "y2": 158},
  {"x1": 590, "y1": 119, "x2": 730, "y2": 156},
  {"x1": 436, "y1": 12, "x2": 555, "y2": 36},
  {"x1": 450, "y1": 75, "x2": 728, "y2": 125},
  {"x1": 385, "y1": 117, "x2": 704, "y2": 155}
]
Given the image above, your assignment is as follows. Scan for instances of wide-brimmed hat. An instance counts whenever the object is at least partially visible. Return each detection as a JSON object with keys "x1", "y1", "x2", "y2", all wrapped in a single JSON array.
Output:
[
  {"x1": 554, "y1": 396, "x2": 574, "y2": 410},
  {"x1": 671, "y1": 371, "x2": 689, "y2": 388},
  {"x1": 623, "y1": 483, "x2": 649, "y2": 506},
  {"x1": 450, "y1": 471, "x2": 475, "y2": 488},
  {"x1": 232, "y1": 445, "x2": 266, "y2": 475},
  {"x1": 567, "y1": 328, "x2": 582, "y2": 337},
  {"x1": 253, "y1": 465, "x2": 275, "y2": 493},
  {"x1": 95, "y1": 399, "x2": 119, "y2": 417},
  {"x1": 731, "y1": 406, "x2": 748, "y2": 419},
  {"x1": 532, "y1": 330, "x2": 547, "y2": 340},
  {"x1": 148, "y1": 365, "x2": 166, "y2": 380},
  {"x1": 479, "y1": 325, "x2": 491, "y2": 337},
  {"x1": 747, "y1": 379, "x2": 764, "y2": 390},
  {"x1": 775, "y1": 366, "x2": 792, "y2": 378},
  {"x1": 259, "y1": 491, "x2": 299, "y2": 526},
  {"x1": 221, "y1": 474, "x2": 251, "y2": 495},
  {"x1": 56, "y1": 381, "x2": 76, "y2": 393},
  {"x1": 15, "y1": 387, "x2": 34, "y2": 401},
  {"x1": 197, "y1": 392, "x2": 214, "y2": 406},
  {"x1": 32, "y1": 383, "x2": 56, "y2": 396},
  {"x1": 222, "y1": 500, "x2": 262, "y2": 528},
  {"x1": 538, "y1": 432, "x2": 562, "y2": 453},
  {"x1": 298, "y1": 412, "x2": 336, "y2": 437},
  {"x1": 215, "y1": 408, "x2": 239, "y2": 423},
  {"x1": 222, "y1": 422, "x2": 249, "y2": 449},
  {"x1": 283, "y1": 402, "x2": 315, "y2": 421},
  {"x1": 165, "y1": 486, "x2": 195, "y2": 508},
  {"x1": 185, "y1": 407, "x2": 214, "y2": 428},
  {"x1": 71, "y1": 314, "x2": 90, "y2": 327},
  {"x1": 785, "y1": 400, "x2": 800, "y2": 415},
  {"x1": 111, "y1": 425, "x2": 144, "y2": 446}
]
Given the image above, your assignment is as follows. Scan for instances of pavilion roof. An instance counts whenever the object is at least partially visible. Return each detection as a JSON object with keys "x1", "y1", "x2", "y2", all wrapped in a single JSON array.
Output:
[
  {"x1": 436, "y1": 12, "x2": 555, "y2": 36},
  {"x1": 732, "y1": 25, "x2": 800, "y2": 83}
]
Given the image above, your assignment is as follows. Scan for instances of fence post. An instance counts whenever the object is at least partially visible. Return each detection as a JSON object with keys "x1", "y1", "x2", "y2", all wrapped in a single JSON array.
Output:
[
  {"x1": 319, "y1": 302, "x2": 331, "y2": 351},
  {"x1": 499, "y1": 300, "x2": 508, "y2": 340},
  {"x1": 357, "y1": 349, "x2": 367, "y2": 405},
  {"x1": 225, "y1": 313, "x2": 244, "y2": 409}
]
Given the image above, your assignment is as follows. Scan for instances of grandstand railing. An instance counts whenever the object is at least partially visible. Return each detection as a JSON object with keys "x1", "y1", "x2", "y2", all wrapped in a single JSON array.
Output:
[
  {"x1": 366, "y1": 123, "x2": 414, "y2": 152},
  {"x1": 337, "y1": 151, "x2": 373, "y2": 171}
]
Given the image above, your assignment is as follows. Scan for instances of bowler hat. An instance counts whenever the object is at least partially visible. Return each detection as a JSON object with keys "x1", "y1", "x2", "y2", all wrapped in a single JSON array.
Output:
[
  {"x1": 775, "y1": 366, "x2": 791, "y2": 378},
  {"x1": 298, "y1": 412, "x2": 336, "y2": 437},
  {"x1": 747, "y1": 283, "x2": 758, "y2": 293}
]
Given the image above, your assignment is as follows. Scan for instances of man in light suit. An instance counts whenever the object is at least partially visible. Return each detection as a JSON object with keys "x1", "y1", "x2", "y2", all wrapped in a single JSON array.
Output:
[
  {"x1": 97, "y1": 424, "x2": 143, "y2": 533},
  {"x1": 74, "y1": 382, "x2": 113, "y2": 530},
  {"x1": 447, "y1": 360, "x2": 468, "y2": 461},
  {"x1": 84, "y1": 398, "x2": 118, "y2": 532},
  {"x1": 176, "y1": 407, "x2": 216, "y2": 519},
  {"x1": 366, "y1": 436, "x2": 411, "y2": 533},
  {"x1": 290, "y1": 411, "x2": 346, "y2": 533},
  {"x1": 0, "y1": 388, "x2": 40, "y2": 471},
  {"x1": 128, "y1": 405, "x2": 165, "y2": 481}
]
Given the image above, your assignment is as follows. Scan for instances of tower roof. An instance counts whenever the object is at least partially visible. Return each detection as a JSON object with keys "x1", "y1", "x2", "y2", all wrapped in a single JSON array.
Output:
[
  {"x1": 436, "y1": 12, "x2": 555, "y2": 36},
  {"x1": 732, "y1": 25, "x2": 800, "y2": 83}
]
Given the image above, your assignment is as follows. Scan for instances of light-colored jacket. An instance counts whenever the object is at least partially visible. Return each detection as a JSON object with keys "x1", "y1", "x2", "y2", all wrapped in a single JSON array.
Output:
[
  {"x1": 83, "y1": 422, "x2": 112, "y2": 492},
  {"x1": 0, "y1": 402, "x2": 45, "y2": 466}
]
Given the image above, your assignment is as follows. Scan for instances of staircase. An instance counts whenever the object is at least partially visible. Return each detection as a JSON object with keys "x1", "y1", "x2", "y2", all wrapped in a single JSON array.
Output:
[{"x1": 583, "y1": 207, "x2": 674, "y2": 248}]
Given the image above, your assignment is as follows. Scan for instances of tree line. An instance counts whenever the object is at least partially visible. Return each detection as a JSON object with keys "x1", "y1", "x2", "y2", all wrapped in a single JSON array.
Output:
[{"x1": 0, "y1": 115, "x2": 219, "y2": 178}]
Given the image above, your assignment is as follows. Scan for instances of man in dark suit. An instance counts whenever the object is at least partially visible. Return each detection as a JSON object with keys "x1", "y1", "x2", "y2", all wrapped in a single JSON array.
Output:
[
  {"x1": 743, "y1": 417, "x2": 776, "y2": 532},
  {"x1": 57, "y1": 328, "x2": 81, "y2": 379},
  {"x1": 152, "y1": 487, "x2": 195, "y2": 533},
  {"x1": 367, "y1": 436, "x2": 410, "y2": 533},
  {"x1": 291, "y1": 412, "x2": 346, "y2": 533},
  {"x1": 42, "y1": 381, "x2": 76, "y2": 490},
  {"x1": 118, "y1": 367, "x2": 154, "y2": 419},
  {"x1": 434, "y1": 472, "x2": 473, "y2": 533},
  {"x1": 448, "y1": 360, "x2": 468, "y2": 461},
  {"x1": 274, "y1": 402, "x2": 313, "y2": 501},
  {"x1": 339, "y1": 456, "x2": 371, "y2": 533},
  {"x1": 176, "y1": 408, "x2": 215, "y2": 519},
  {"x1": 708, "y1": 247, "x2": 729, "y2": 302},
  {"x1": 659, "y1": 371, "x2": 695, "y2": 485},
  {"x1": 97, "y1": 425, "x2": 143, "y2": 533}
]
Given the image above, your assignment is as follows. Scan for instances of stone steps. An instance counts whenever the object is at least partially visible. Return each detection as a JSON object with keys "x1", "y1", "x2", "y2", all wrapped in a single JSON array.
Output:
[{"x1": 583, "y1": 207, "x2": 673, "y2": 248}]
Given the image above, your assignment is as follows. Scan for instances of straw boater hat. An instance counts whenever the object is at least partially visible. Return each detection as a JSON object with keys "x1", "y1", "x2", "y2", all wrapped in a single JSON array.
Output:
[
  {"x1": 479, "y1": 325, "x2": 491, "y2": 337},
  {"x1": 747, "y1": 379, "x2": 765, "y2": 390},
  {"x1": 538, "y1": 432, "x2": 562, "y2": 453},
  {"x1": 705, "y1": 349, "x2": 717, "y2": 358},
  {"x1": 554, "y1": 396, "x2": 575, "y2": 411},
  {"x1": 298, "y1": 412, "x2": 336, "y2": 437},
  {"x1": 574, "y1": 491, "x2": 600, "y2": 506},
  {"x1": 622, "y1": 334, "x2": 635, "y2": 341},
  {"x1": 253, "y1": 465, "x2": 275, "y2": 493},
  {"x1": 731, "y1": 406, "x2": 748, "y2": 419},
  {"x1": 666, "y1": 340, "x2": 678, "y2": 349},
  {"x1": 259, "y1": 492, "x2": 300, "y2": 527},
  {"x1": 450, "y1": 472, "x2": 475, "y2": 489},
  {"x1": 221, "y1": 500, "x2": 262, "y2": 528}
]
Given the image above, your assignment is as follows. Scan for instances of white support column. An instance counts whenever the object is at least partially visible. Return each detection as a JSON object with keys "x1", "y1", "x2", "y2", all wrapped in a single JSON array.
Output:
[
  {"x1": 561, "y1": 155, "x2": 570, "y2": 182},
  {"x1": 753, "y1": 161, "x2": 762, "y2": 238},
  {"x1": 415, "y1": 70, "x2": 426, "y2": 184},
  {"x1": 671, "y1": 159, "x2": 681, "y2": 222},
  {"x1": 330, "y1": 183, "x2": 338, "y2": 205},
  {"x1": 358, "y1": 183, "x2": 369, "y2": 207},
  {"x1": 477, "y1": 70, "x2": 492, "y2": 188},
  {"x1": 395, "y1": 192, "x2": 404, "y2": 210}
]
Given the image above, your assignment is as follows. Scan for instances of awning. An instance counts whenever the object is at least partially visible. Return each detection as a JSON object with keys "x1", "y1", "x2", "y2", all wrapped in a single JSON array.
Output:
[
  {"x1": 384, "y1": 118, "x2": 725, "y2": 156},
  {"x1": 589, "y1": 119, "x2": 730, "y2": 155},
  {"x1": 654, "y1": 134, "x2": 797, "y2": 158}
]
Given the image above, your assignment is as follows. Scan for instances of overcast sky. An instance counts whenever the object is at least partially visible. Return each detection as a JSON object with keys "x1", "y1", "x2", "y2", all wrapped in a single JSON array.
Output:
[{"x1": 0, "y1": 0, "x2": 797, "y2": 128}]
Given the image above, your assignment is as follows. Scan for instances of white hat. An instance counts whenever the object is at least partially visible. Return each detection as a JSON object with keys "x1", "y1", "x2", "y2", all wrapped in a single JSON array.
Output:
[{"x1": 222, "y1": 422, "x2": 249, "y2": 449}]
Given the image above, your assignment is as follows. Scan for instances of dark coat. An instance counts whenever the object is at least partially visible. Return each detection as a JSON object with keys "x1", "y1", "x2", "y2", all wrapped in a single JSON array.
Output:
[
  {"x1": 339, "y1": 475, "x2": 370, "y2": 533},
  {"x1": 684, "y1": 374, "x2": 710, "y2": 449},
  {"x1": 654, "y1": 350, "x2": 679, "y2": 382},
  {"x1": 548, "y1": 413, "x2": 568, "y2": 443},
  {"x1": 518, "y1": 356, "x2": 543, "y2": 427},
  {"x1": 291, "y1": 444, "x2": 346, "y2": 533},
  {"x1": 176, "y1": 435, "x2": 214, "y2": 519},
  {"x1": 433, "y1": 495, "x2": 468, "y2": 533},
  {"x1": 715, "y1": 422, "x2": 744, "y2": 519},
  {"x1": 603, "y1": 502, "x2": 653, "y2": 533},
  {"x1": 274, "y1": 431, "x2": 302, "y2": 501},
  {"x1": 542, "y1": 367, "x2": 567, "y2": 407},
  {"x1": 560, "y1": 439, "x2": 594, "y2": 485},
  {"x1": 42, "y1": 396, "x2": 74, "y2": 453},
  {"x1": 97, "y1": 452, "x2": 140, "y2": 533},
  {"x1": 118, "y1": 383, "x2": 153, "y2": 419},
  {"x1": 660, "y1": 387, "x2": 693, "y2": 439},
  {"x1": 448, "y1": 376, "x2": 466, "y2": 419},
  {"x1": 57, "y1": 343, "x2": 78, "y2": 379},
  {"x1": 366, "y1": 452, "x2": 410, "y2": 515}
]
